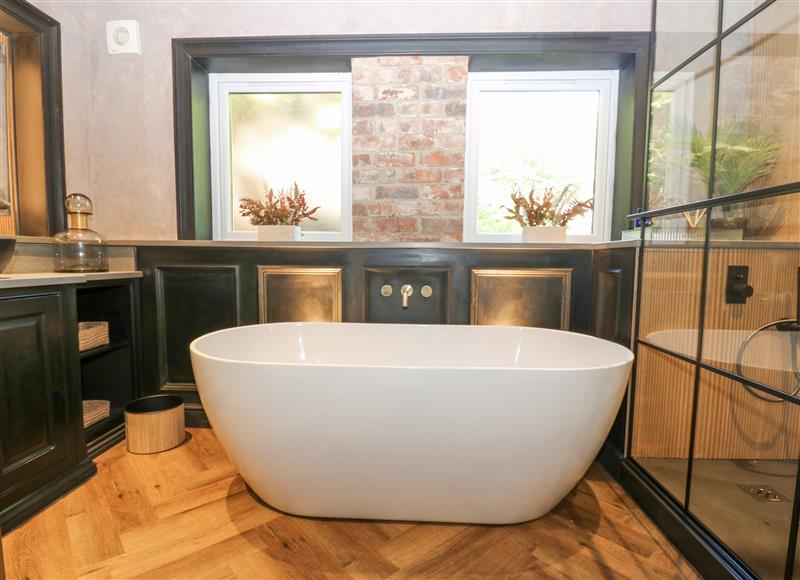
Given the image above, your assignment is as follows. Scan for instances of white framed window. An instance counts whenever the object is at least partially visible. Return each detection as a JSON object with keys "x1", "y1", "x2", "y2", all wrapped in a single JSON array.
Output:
[
  {"x1": 463, "y1": 70, "x2": 619, "y2": 243},
  {"x1": 209, "y1": 73, "x2": 352, "y2": 241}
]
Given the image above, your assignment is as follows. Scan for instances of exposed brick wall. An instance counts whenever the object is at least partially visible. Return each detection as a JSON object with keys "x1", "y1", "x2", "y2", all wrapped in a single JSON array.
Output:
[{"x1": 351, "y1": 56, "x2": 468, "y2": 242}]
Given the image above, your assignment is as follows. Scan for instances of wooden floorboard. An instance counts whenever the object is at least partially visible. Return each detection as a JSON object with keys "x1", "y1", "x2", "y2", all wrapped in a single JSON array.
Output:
[{"x1": 2, "y1": 428, "x2": 699, "y2": 579}]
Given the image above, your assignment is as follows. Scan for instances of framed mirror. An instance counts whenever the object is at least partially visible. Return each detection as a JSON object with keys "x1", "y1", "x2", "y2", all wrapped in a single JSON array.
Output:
[{"x1": 0, "y1": 0, "x2": 66, "y2": 237}]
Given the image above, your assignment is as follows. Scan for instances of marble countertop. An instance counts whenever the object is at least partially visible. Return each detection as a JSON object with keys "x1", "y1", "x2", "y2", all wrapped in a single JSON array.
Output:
[{"x1": 0, "y1": 270, "x2": 143, "y2": 290}]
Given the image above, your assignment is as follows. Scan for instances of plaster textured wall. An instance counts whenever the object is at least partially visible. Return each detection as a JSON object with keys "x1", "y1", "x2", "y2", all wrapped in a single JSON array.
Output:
[{"x1": 32, "y1": 0, "x2": 651, "y2": 240}]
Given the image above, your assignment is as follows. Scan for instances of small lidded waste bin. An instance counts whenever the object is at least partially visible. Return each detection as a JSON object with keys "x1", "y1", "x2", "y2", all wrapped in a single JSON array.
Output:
[{"x1": 124, "y1": 395, "x2": 185, "y2": 454}]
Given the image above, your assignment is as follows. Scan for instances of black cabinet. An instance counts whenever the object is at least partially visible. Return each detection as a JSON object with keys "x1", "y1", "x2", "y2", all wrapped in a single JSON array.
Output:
[{"x1": 0, "y1": 286, "x2": 95, "y2": 531}]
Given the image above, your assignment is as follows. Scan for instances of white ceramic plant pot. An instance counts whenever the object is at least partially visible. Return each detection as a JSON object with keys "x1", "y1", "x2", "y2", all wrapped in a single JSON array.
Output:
[
  {"x1": 522, "y1": 226, "x2": 567, "y2": 243},
  {"x1": 257, "y1": 225, "x2": 301, "y2": 241}
]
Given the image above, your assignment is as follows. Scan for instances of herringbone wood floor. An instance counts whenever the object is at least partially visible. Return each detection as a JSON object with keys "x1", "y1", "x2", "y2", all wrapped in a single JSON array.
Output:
[{"x1": 2, "y1": 428, "x2": 698, "y2": 579}]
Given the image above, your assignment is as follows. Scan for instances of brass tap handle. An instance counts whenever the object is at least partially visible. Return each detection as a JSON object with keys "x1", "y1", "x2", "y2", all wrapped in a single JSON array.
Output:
[
  {"x1": 380, "y1": 284, "x2": 393, "y2": 297},
  {"x1": 400, "y1": 284, "x2": 413, "y2": 309}
]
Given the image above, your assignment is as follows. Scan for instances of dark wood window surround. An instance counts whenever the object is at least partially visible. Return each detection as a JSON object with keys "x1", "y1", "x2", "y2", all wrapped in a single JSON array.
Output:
[{"x1": 172, "y1": 32, "x2": 652, "y2": 241}]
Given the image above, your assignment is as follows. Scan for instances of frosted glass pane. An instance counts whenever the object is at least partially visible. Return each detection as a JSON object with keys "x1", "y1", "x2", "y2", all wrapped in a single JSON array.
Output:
[
  {"x1": 475, "y1": 90, "x2": 599, "y2": 236},
  {"x1": 229, "y1": 92, "x2": 343, "y2": 233}
]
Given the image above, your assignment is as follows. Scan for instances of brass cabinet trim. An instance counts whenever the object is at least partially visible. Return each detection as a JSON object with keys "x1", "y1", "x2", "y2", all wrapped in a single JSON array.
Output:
[
  {"x1": 257, "y1": 266, "x2": 343, "y2": 324},
  {"x1": 470, "y1": 268, "x2": 573, "y2": 329}
]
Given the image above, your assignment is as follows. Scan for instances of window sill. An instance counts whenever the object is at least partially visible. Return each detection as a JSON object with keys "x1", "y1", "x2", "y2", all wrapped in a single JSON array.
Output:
[{"x1": 107, "y1": 239, "x2": 638, "y2": 251}]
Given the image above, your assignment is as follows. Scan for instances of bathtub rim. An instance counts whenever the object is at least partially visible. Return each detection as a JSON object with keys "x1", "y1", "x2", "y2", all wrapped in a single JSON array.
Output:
[{"x1": 190, "y1": 322, "x2": 634, "y2": 373}]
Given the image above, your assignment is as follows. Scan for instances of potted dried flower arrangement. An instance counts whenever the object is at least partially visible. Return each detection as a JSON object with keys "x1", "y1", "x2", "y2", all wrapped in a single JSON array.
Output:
[
  {"x1": 505, "y1": 185, "x2": 593, "y2": 242},
  {"x1": 239, "y1": 182, "x2": 320, "y2": 241}
]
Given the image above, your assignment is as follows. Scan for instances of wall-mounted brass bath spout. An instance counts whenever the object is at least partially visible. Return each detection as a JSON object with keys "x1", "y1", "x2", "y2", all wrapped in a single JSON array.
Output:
[{"x1": 401, "y1": 284, "x2": 414, "y2": 309}]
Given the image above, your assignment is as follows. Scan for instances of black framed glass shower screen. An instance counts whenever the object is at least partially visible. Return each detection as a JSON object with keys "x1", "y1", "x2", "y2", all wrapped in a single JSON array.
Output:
[
  {"x1": 630, "y1": 0, "x2": 800, "y2": 577},
  {"x1": 641, "y1": 0, "x2": 800, "y2": 219},
  {"x1": 630, "y1": 194, "x2": 800, "y2": 579}
]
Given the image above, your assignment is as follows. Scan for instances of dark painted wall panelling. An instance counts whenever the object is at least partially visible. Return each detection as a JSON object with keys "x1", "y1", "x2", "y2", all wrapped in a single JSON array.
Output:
[
  {"x1": 137, "y1": 245, "x2": 595, "y2": 400},
  {"x1": 154, "y1": 266, "x2": 240, "y2": 388},
  {"x1": 595, "y1": 269, "x2": 623, "y2": 341},
  {"x1": 591, "y1": 246, "x2": 637, "y2": 477},
  {"x1": 591, "y1": 247, "x2": 636, "y2": 342},
  {"x1": 137, "y1": 245, "x2": 640, "y2": 437}
]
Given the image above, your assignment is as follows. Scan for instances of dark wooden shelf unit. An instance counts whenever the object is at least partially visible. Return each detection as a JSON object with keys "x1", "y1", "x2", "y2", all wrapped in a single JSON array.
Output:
[
  {"x1": 79, "y1": 338, "x2": 132, "y2": 360},
  {"x1": 84, "y1": 408, "x2": 124, "y2": 443},
  {"x1": 76, "y1": 279, "x2": 140, "y2": 457}
]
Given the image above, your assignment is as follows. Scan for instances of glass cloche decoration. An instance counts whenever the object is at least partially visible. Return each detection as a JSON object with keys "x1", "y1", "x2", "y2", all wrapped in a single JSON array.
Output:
[{"x1": 53, "y1": 193, "x2": 108, "y2": 272}]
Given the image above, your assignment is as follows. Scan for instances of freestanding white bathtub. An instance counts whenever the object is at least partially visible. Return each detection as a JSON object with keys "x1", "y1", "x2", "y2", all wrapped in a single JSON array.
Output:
[{"x1": 190, "y1": 323, "x2": 633, "y2": 525}]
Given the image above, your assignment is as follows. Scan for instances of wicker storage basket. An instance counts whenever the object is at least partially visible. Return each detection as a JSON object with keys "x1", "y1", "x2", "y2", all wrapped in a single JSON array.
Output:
[
  {"x1": 78, "y1": 321, "x2": 109, "y2": 352},
  {"x1": 83, "y1": 399, "x2": 111, "y2": 428}
]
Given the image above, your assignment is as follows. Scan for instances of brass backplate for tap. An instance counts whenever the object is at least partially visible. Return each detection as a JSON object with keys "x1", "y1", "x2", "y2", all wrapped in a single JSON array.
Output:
[{"x1": 362, "y1": 267, "x2": 449, "y2": 324}]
